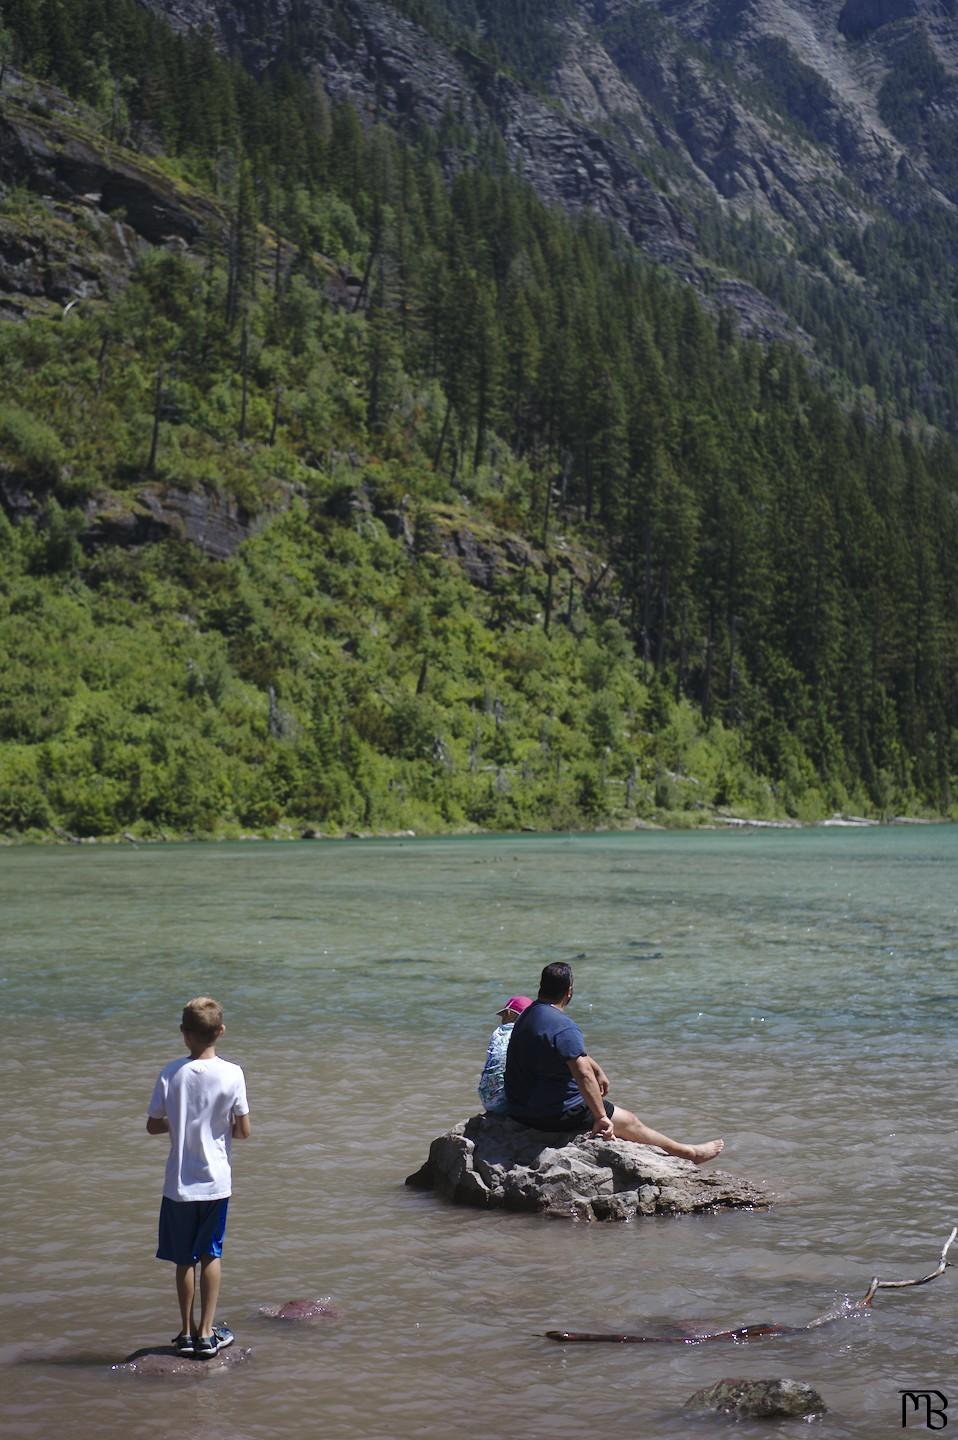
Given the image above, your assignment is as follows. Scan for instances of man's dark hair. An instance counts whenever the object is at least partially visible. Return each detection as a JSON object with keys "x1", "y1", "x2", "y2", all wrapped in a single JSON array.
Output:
[{"x1": 538, "y1": 962, "x2": 573, "y2": 1002}]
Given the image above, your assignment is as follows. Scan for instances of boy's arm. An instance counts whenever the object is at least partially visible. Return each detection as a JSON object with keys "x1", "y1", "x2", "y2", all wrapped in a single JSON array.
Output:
[
  {"x1": 147, "y1": 1072, "x2": 168, "y2": 1134},
  {"x1": 232, "y1": 1069, "x2": 251, "y2": 1139}
]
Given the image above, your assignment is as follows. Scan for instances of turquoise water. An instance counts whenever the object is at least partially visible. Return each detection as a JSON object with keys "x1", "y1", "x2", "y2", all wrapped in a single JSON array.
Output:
[{"x1": 1, "y1": 828, "x2": 955, "y2": 1438}]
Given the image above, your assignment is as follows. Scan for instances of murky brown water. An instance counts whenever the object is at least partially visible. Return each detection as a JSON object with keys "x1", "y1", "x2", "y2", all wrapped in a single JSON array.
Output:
[{"x1": 1, "y1": 830, "x2": 956, "y2": 1438}]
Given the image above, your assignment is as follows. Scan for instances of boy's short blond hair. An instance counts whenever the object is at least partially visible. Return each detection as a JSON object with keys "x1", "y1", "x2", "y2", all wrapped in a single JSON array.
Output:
[{"x1": 181, "y1": 996, "x2": 224, "y2": 1043}]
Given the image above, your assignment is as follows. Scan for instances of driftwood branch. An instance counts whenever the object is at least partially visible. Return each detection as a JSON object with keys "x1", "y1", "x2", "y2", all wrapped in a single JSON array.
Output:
[
  {"x1": 860, "y1": 1225, "x2": 956, "y2": 1306},
  {"x1": 546, "y1": 1226, "x2": 956, "y2": 1346}
]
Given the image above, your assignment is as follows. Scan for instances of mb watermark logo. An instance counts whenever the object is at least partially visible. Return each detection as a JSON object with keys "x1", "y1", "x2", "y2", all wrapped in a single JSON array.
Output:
[{"x1": 901, "y1": 1391, "x2": 949, "y2": 1429}]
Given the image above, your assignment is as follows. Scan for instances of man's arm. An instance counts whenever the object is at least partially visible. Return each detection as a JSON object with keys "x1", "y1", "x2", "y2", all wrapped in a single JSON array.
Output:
[
  {"x1": 146, "y1": 1116, "x2": 169, "y2": 1134},
  {"x1": 566, "y1": 1055, "x2": 615, "y2": 1138},
  {"x1": 588, "y1": 1057, "x2": 610, "y2": 1096},
  {"x1": 232, "y1": 1113, "x2": 251, "y2": 1139}
]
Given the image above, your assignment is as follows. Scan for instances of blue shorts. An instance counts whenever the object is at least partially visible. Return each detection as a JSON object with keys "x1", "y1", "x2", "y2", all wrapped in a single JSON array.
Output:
[{"x1": 156, "y1": 1196, "x2": 229, "y2": 1265}]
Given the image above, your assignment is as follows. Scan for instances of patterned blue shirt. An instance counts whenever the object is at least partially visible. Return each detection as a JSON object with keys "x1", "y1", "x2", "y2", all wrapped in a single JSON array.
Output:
[{"x1": 478, "y1": 1023, "x2": 514, "y2": 1113}]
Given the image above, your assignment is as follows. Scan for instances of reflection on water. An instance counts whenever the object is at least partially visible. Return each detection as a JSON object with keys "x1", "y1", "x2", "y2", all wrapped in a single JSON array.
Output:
[{"x1": 1, "y1": 828, "x2": 956, "y2": 1439}]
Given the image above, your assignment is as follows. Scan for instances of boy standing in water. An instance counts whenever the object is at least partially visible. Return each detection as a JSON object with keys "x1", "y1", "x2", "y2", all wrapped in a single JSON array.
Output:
[{"x1": 147, "y1": 996, "x2": 251, "y2": 1358}]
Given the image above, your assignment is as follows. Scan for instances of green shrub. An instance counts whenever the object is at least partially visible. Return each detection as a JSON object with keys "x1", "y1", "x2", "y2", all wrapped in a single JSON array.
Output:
[
  {"x1": 0, "y1": 403, "x2": 64, "y2": 481},
  {"x1": 0, "y1": 772, "x2": 53, "y2": 830}
]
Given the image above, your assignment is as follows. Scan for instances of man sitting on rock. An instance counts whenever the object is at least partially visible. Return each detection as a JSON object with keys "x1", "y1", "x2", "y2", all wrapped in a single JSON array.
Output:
[{"x1": 504, "y1": 962, "x2": 724, "y2": 1165}]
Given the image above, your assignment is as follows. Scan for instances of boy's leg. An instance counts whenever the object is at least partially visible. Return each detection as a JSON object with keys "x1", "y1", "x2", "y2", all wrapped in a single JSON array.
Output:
[
  {"x1": 158, "y1": 1200, "x2": 198, "y2": 1340},
  {"x1": 197, "y1": 1255, "x2": 221, "y2": 1337},
  {"x1": 175, "y1": 1263, "x2": 196, "y2": 1336}
]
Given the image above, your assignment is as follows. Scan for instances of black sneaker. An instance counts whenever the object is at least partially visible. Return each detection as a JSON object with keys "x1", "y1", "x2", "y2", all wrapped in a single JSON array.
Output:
[
  {"x1": 211, "y1": 1323, "x2": 234, "y2": 1351},
  {"x1": 172, "y1": 1332, "x2": 194, "y2": 1356},
  {"x1": 194, "y1": 1333, "x2": 219, "y2": 1359}
]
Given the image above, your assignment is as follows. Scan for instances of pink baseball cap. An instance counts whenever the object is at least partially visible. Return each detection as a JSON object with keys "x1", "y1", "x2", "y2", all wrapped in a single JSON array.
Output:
[{"x1": 497, "y1": 995, "x2": 532, "y2": 1017}]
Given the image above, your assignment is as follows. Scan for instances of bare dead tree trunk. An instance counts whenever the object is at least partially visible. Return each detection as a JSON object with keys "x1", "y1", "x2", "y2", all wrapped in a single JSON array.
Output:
[
  {"x1": 225, "y1": 215, "x2": 238, "y2": 330},
  {"x1": 676, "y1": 598, "x2": 688, "y2": 698},
  {"x1": 543, "y1": 560, "x2": 555, "y2": 635},
  {"x1": 727, "y1": 613, "x2": 739, "y2": 699},
  {"x1": 95, "y1": 333, "x2": 110, "y2": 397},
  {"x1": 657, "y1": 564, "x2": 670, "y2": 669},
  {"x1": 147, "y1": 365, "x2": 164, "y2": 473},
  {"x1": 238, "y1": 319, "x2": 249, "y2": 442},
  {"x1": 703, "y1": 604, "x2": 715, "y2": 716},
  {"x1": 542, "y1": 467, "x2": 554, "y2": 549},
  {"x1": 274, "y1": 229, "x2": 283, "y2": 303},
  {"x1": 268, "y1": 385, "x2": 282, "y2": 447},
  {"x1": 558, "y1": 453, "x2": 571, "y2": 528},
  {"x1": 581, "y1": 562, "x2": 611, "y2": 607},
  {"x1": 641, "y1": 528, "x2": 652, "y2": 679},
  {"x1": 433, "y1": 399, "x2": 452, "y2": 471},
  {"x1": 518, "y1": 551, "x2": 529, "y2": 601},
  {"x1": 353, "y1": 235, "x2": 379, "y2": 313}
]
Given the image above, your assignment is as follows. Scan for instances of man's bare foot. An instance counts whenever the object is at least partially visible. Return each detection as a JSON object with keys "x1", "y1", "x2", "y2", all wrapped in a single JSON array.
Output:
[{"x1": 688, "y1": 1139, "x2": 724, "y2": 1165}]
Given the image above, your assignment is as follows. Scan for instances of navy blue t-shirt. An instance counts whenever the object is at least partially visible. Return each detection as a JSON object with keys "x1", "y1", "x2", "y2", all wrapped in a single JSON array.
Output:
[{"x1": 504, "y1": 1000, "x2": 588, "y2": 1120}]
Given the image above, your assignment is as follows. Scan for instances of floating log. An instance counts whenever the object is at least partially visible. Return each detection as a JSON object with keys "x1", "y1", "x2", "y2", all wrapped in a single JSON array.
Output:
[{"x1": 546, "y1": 1226, "x2": 955, "y2": 1344}]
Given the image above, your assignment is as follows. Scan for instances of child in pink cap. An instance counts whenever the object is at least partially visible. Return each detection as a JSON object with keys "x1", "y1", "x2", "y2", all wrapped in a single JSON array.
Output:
[{"x1": 478, "y1": 996, "x2": 532, "y2": 1114}]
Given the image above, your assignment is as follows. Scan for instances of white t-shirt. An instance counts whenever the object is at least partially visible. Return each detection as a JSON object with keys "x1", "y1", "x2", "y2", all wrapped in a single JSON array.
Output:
[{"x1": 148, "y1": 1055, "x2": 249, "y2": 1202}]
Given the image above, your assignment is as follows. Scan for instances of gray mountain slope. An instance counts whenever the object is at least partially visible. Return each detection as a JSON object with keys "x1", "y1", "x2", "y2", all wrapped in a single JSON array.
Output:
[{"x1": 141, "y1": 0, "x2": 958, "y2": 417}]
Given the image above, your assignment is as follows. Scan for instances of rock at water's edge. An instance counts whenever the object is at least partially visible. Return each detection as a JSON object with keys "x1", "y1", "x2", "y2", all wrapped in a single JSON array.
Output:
[
  {"x1": 405, "y1": 1114, "x2": 769, "y2": 1221},
  {"x1": 685, "y1": 1377, "x2": 827, "y2": 1418}
]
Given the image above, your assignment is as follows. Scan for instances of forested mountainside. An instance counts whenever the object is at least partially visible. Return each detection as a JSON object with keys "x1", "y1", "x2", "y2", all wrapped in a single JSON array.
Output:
[
  {"x1": 0, "y1": 0, "x2": 956, "y2": 839},
  {"x1": 132, "y1": 0, "x2": 958, "y2": 438}
]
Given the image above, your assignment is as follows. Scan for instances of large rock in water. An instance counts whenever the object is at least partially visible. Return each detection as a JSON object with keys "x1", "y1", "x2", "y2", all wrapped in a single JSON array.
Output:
[
  {"x1": 685, "y1": 1378, "x2": 827, "y2": 1419},
  {"x1": 405, "y1": 1114, "x2": 768, "y2": 1221}
]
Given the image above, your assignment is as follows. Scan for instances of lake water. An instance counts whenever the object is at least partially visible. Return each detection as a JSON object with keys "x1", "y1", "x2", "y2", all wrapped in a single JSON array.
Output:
[{"x1": 1, "y1": 828, "x2": 955, "y2": 1439}]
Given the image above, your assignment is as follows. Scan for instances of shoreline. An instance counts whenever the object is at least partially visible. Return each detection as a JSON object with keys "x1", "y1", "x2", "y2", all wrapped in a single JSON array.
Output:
[{"x1": 0, "y1": 811, "x2": 951, "y2": 847}]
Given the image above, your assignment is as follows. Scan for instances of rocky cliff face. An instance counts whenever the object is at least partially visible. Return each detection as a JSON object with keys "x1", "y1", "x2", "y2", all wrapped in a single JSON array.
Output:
[
  {"x1": 0, "y1": 72, "x2": 357, "y2": 317},
  {"x1": 0, "y1": 85, "x2": 225, "y2": 316},
  {"x1": 138, "y1": 0, "x2": 958, "y2": 354}
]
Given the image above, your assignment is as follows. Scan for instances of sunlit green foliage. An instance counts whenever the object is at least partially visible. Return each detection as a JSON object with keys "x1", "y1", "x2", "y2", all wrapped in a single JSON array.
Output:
[{"x1": 0, "y1": 0, "x2": 957, "y2": 837}]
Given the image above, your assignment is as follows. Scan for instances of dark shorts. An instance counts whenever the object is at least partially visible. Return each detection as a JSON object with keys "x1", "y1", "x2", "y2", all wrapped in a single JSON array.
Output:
[
  {"x1": 517, "y1": 1099, "x2": 615, "y2": 1133},
  {"x1": 156, "y1": 1196, "x2": 229, "y2": 1265}
]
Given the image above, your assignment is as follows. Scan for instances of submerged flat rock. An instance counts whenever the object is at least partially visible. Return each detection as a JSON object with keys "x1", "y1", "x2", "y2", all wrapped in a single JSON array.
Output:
[
  {"x1": 406, "y1": 1114, "x2": 769, "y2": 1221},
  {"x1": 113, "y1": 1345, "x2": 252, "y2": 1378},
  {"x1": 257, "y1": 1299, "x2": 337, "y2": 1321}
]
